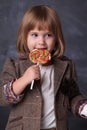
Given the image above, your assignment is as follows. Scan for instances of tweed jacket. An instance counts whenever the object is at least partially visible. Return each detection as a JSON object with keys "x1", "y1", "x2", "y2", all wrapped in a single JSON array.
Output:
[{"x1": 0, "y1": 56, "x2": 84, "y2": 130}]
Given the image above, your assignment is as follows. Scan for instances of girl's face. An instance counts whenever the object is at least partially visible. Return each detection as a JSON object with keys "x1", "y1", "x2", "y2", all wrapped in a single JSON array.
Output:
[{"x1": 27, "y1": 27, "x2": 56, "y2": 52}]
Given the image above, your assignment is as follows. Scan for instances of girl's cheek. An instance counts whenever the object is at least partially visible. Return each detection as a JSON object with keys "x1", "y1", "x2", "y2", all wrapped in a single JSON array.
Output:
[{"x1": 49, "y1": 45, "x2": 55, "y2": 52}]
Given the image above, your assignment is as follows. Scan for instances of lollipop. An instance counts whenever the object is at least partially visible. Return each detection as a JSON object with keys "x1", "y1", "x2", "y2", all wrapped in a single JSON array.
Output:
[
  {"x1": 29, "y1": 49, "x2": 51, "y2": 89},
  {"x1": 29, "y1": 49, "x2": 51, "y2": 64}
]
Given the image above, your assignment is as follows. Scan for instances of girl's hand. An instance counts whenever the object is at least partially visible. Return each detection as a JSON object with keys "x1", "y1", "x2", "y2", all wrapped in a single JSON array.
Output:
[
  {"x1": 12, "y1": 65, "x2": 40, "y2": 96},
  {"x1": 23, "y1": 65, "x2": 41, "y2": 85}
]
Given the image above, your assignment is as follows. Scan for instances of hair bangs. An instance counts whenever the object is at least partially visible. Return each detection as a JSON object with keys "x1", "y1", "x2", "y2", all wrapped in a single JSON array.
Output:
[{"x1": 26, "y1": 10, "x2": 56, "y2": 33}]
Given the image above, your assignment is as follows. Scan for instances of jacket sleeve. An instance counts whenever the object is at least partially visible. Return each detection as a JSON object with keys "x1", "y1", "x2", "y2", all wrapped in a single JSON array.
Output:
[
  {"x1": 0, "y1": 58, "x2": 24, "y2": 106},
  {"x1": 3, "y1": 80, "x2": 24, "y2": 104}
]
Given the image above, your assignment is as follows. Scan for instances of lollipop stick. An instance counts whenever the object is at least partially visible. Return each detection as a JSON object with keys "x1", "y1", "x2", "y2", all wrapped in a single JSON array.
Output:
[
  {"x1": 30, "y1": 63, "x2": 39, "y2": 90},
  {"x1": 30, "y1": 79, "x2": 34, "y2": 90}
]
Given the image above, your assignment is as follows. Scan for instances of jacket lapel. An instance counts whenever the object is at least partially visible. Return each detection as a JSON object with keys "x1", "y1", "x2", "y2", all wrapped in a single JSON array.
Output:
[{"x1": 54, "y1": 59, "x2": 68, "y2": 95}]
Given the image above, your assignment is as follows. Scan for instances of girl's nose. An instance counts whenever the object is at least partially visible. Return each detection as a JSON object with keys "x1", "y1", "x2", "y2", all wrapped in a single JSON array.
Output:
[{"x1": 39, "y1": 36, "x2": 45, "y2": 44}]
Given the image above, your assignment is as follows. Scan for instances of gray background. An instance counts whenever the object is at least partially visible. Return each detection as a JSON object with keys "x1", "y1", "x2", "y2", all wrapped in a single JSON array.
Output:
[{"x1": 0, "y1": 0, "x2": 87, "y2": 130}]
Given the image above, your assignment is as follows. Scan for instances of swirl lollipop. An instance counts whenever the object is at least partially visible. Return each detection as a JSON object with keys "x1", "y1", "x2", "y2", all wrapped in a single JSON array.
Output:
[
  {"x1": 29, "y1": 49, "x2": 51, "y2": 89},
  {"x1": 29, "y1": 49, "x2": 51, "y2": 64}
]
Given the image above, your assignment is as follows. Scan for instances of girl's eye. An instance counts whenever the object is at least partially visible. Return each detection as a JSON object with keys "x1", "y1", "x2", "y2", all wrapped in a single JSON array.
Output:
[
  {"x1": 45, "y1": 33, "x2": 53, "y2": 38},
  {"x1": 31, "y1": 33, "x2": 38, "y2": 37}
]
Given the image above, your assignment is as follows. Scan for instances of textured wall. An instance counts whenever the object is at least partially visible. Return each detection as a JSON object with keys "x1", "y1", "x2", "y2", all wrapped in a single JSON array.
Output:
[{"x1": 0, "y1": 0, "x2": 87, "y2": 130}]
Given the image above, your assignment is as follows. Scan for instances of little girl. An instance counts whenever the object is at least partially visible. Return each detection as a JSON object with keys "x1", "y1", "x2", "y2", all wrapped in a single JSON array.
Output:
[{"x1": 0, "y1": 5, "x2": 87, "y2": 130}]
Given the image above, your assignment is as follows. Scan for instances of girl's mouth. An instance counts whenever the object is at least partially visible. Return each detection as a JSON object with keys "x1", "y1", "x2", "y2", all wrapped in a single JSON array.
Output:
[{"x1": 35, "y1": 47, "x2": 47, "y2": 50}]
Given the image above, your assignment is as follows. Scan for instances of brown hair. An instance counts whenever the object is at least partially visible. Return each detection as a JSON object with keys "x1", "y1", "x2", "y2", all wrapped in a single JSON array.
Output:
[{"x1": 17, "y1": 5, "x2": 65, "y2": 58}]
